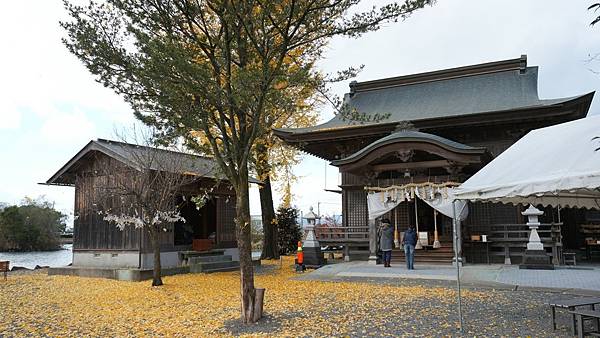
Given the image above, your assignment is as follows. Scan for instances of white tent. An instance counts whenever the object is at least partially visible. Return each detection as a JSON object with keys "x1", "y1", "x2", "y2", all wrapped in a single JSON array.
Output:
[{"x1": 453, "y1": 115, "x2": 600, "y2": 208}]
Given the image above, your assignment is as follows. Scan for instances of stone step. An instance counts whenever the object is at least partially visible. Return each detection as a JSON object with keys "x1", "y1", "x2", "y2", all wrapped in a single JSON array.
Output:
[
  {"x1": 391, "y1": 251, "x2": 454, "y2": 256},
  {"x1": 394, "y1": 250, "x2": 454, "y2": 254},
  {"x1": 190, "y1": 260, "x2": 240, "y2": 273},
  {"x1": 388, "y1": 262, "x2": 452, "y2": 266},
  {"x1": 202, "y1": 265, "x2": 240, "y2": 273},
  {"x1": 392, "y1": 255, "x2": 453, "y2": 260},
  {"x1": 391, "y1": 245, "x2": 454, "y2": 265},
  {"x1": 179, "y1": 249, "x2": 225, "y2": 258},
  {"x1": 189, "y1": 255, "x2": 232, "y2": 264},
  {"x1": 391, "y1": 258, "x2": 452, "y2": 264}
]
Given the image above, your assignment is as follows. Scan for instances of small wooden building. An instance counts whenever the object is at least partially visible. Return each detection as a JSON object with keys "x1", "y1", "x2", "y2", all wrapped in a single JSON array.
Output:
[
  {"x1": 45, "y1": 139, "x2": 239, "y2": 270},
  {"x1": 275, "y1": 55, "x2": 595, "y2": 264}
]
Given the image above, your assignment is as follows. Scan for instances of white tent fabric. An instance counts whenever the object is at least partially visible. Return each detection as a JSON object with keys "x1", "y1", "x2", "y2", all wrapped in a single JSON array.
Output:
[
  {"x1": 367, "y1": 189, "x2": 468, "y2": 220},
  {"x1": 454, "y1": 115, "x2": 600, "y2": 209},
  {"x1": 421, "y1": 191, "x2": 469, "y2": 221}
]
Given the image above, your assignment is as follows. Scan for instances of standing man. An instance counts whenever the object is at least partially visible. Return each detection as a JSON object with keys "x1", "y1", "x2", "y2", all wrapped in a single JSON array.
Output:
[
  {"x1": 379, "y1": 219, "x2": 394, "y2": 267},
  {"x1": 403, "y1": 225, "x2": 418, "y2": 270}
]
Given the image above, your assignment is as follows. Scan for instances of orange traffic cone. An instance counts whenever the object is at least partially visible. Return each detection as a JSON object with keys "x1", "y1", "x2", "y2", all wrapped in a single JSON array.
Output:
[{"x1": 296, "y1": 241, "x2": 305, "y2": 272}]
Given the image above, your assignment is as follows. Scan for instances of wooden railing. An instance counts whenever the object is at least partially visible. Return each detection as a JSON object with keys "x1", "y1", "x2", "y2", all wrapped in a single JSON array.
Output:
[
  {"x1": 465, "y1": 223, "x2": 562, "y2": 264},
  {"x1": 315, "y1": 226, "x2": 370, "y2": 244}
]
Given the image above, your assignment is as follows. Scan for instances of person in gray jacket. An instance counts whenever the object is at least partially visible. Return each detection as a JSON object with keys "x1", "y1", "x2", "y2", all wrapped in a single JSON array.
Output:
[{"x1": 379, "y1": 219, "x2": 394, "y2": 267}]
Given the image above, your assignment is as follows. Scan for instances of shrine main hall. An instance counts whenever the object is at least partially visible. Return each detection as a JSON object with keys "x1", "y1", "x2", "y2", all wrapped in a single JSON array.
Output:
[{"x1": 275, "y1": 55, "x2": 595, "y2": 265}]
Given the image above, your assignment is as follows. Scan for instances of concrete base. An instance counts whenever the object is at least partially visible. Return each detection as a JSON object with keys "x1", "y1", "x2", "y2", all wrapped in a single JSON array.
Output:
[
  {"x1": 368, "y1": 255, "x2": 378, "y2": 265},
  {"x1": 519, "y1": 250, "x2": 554, "y2": 270},
  {"x1": 452, "y1": 257, "x2": 463, "y2": 267},
  {"x1": 73, "y1": 251, "x2": 139, "y2": 268},
  {"x1": 73, "y1": 250, "x2": 181, "y2": 270},
  {"x1": 223, "y1": 248, "x2": 240, "y2": 261},
  {"x1": 303, "y1": 246, "x2": 326, "y2": 268},
  {"x1": 48, "y1": 265, "x2": 190, "y2": 281}
]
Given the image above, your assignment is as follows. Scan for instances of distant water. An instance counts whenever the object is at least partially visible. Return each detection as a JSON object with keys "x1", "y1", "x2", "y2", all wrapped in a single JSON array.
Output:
[
  {"x1": 0, "y1": 244, "x2": 73, "y2": 270},
  {"x1": 0, "y1": 246, "x2": 261, "y2": 270}
]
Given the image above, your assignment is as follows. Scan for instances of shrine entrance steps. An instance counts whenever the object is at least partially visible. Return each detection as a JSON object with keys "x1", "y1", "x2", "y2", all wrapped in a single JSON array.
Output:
[
  {"x1": 391, "y1": 242, "x2": 454, "y2": 265},
  {"x1": 186, "y1": 251, "x2": 240, "y2": 273}
]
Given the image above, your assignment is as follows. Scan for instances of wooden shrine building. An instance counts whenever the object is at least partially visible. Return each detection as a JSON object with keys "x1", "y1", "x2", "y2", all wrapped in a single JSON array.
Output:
[
  {"x1": 275, "y1": 55, "x2": 595, "y2": 264},
  {"x1": 45, "y1": 139, "x2": 240, "y2": 272}
]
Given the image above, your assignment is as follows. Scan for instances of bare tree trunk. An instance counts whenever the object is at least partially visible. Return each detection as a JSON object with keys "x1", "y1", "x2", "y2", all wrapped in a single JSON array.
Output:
[
  {"x1": 259, "y1": 173, "x2": 279, "y2": 259},
  {"x1": 235, "y1": 165, "x2": 260, "y2": 323},
  {"x1": 149, "y1": 229, "x2": 163, "y2": 287}
]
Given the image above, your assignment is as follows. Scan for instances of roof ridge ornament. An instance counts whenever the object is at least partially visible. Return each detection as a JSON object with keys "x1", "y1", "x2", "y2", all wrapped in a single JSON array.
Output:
[
  {"x1": 519, "y1": 54, "x2": 527, "y2": 74},
  {"x1": 394, "y1": 121, "x2": 416, "y2": 132}
]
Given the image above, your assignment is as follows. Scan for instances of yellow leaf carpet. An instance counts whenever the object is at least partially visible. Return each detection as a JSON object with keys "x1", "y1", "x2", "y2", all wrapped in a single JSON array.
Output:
[{"x1": 0, "y1": 257, "x2": 565, "y2": 337}]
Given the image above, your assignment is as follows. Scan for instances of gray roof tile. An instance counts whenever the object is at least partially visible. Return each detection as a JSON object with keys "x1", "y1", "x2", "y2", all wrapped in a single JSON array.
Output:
[{"x1": 276, "y1": 58, "x2": 592, "y2": 135}]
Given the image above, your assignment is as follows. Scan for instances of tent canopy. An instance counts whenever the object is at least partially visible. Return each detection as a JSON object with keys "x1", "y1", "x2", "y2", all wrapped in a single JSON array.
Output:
[{"x1": 453, "y1": 115, "x2": 600, "y2": 209}]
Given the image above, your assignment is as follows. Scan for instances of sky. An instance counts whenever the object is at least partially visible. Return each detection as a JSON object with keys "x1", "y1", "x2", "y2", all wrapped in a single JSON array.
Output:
[{"x1": 1, "y1": 1, "x2": 600, "y2": 224}]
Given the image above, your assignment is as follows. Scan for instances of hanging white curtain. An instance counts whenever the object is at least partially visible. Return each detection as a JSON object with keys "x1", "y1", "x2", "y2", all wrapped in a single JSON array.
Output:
[
  {"x1": 421, "y1": 188, "x2": 469, "y2": 221},
  {"x1": 367, "y1": 192, "x2": 401, "y2": 220},
  {"x1": 367, "y1": 188, "x2": 468, "y2": 221}
]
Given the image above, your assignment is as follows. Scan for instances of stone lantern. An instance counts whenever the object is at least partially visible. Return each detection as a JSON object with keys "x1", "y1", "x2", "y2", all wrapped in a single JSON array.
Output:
[
  {"x1": 519, "y1": 204, "x2": 554, "y2": 270},
  {"x1": 302, "y1": 207, "x2": 325, "y2": 268}
]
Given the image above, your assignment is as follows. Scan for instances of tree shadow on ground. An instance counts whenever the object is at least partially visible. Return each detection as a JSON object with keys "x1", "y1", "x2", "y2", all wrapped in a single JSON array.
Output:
[{"x1": 219, "y1": 311, "x2": 302, "y2": 336}]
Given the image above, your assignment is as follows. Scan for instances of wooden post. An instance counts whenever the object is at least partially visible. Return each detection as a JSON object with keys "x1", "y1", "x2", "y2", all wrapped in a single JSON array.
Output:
[
  {"x1": 394, "y1": 207, "x2": 399, "y2": 248},
  {"x1": 368, "y1": 219, "x2": 378, "y2": 264},
  {"x1": 433, "y1": 209, "x2": 441, "y2": 248},
  {"x1": 415, "y1": 198, "x2": 422, "y2": 249}
]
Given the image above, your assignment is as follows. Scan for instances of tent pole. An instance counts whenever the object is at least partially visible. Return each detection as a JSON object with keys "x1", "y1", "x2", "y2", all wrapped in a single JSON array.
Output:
[{"x1": 452, "y1": 200, "x2": 464, "y2": 333}]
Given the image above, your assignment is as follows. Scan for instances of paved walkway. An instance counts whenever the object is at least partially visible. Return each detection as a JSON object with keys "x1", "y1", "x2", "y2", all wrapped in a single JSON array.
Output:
[{"x1": 298, "y1": 261, "x2": 600, "y2": 294}]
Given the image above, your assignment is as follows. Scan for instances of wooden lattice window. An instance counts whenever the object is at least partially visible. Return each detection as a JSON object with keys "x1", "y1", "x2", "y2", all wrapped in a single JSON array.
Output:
[
  {"x1": 346, "y1": 190, "x2": 367, "y2": 228},
  {"x1": 217, "y1": 196, "x2": 236, "y2": 244}
]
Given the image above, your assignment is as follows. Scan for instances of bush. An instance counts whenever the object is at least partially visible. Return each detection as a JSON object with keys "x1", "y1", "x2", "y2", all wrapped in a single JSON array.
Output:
[
  {"x1": 0, "y1": 197, "x2": 67, "y2": 251},
  {"x1": 276, "y1": 206, "x2": 302, "y2": 255}
]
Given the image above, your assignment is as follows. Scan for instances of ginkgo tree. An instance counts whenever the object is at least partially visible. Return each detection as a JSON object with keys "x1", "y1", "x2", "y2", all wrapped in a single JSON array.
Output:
[
  {"x1": 253, "y1": 87, "x2": 320, "y2": 260},
  {"x1": 62, "y1": 0, "x2": 433, "y2": 323}
]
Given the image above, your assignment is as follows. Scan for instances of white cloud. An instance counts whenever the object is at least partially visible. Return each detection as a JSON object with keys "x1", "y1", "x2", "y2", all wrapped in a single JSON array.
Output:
[
  {"x1": 39, "y1": 109, "x2": 96, "y2": 145},
  {"x1": 0, "y1": 102, "x2": 22, "y2": 130}
]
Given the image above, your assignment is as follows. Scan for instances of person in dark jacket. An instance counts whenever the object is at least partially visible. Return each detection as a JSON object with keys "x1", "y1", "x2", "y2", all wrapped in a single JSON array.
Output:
[
  {"x1": 403, "y1": 225, "x2": 418, "y2": 270},
  {"x1": 379, "y1": 219, "x2": 394, "y2": 267}
]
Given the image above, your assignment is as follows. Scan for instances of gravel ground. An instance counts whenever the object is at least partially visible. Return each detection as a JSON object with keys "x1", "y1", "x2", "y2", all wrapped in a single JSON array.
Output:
[{"x1": 221, "y1": 275, "x2": 580, "y2": 337}]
